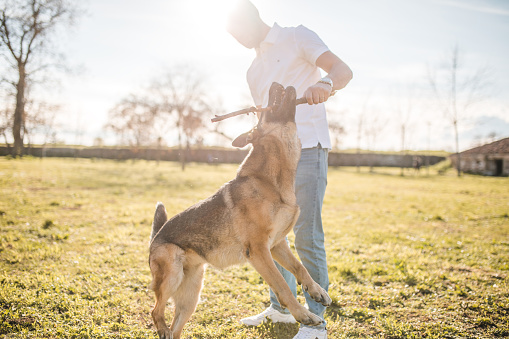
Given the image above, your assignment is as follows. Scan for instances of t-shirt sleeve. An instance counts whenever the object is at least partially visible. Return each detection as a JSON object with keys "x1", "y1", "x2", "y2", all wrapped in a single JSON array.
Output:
[
  {"x1": 247, "y1": 75, "x2": 263, "y2": 107},
  {"x1": 295, "y1": 25, "x2": 330, "y2": 66}
]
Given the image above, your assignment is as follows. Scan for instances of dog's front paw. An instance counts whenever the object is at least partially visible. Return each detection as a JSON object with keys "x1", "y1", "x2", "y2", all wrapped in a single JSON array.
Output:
[
  {"x1": 157, "y1": 328, "x2": 172, "y2": 339},
  {"x1": 294, "y1": 308, "x2": 324, "y2": 326},
  {"x1": 304, "y1": 284, "x2": 332, "y2": 307}
]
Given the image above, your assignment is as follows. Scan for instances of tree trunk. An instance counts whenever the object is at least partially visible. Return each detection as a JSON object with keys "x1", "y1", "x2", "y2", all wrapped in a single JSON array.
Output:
[
  {"x1": 178, "y1": 135, "x2": 186, "y2": 171},
  {"x1": 2, "y1": 131, "x2": 12, "y2": 154},
  {"x1": 176, "y1": 112, "x2": 186, "y2": 171},
  {"x1": 156, "y1": 137, "x2": 162, "y2": 166},
  {"x1": 181, "y1": 139, "x2": 190, "y2": 172},
  {"x1": 454, "y1": 120, "x2": 461, "y2": 177},
  {"x1": 13, "y1": 65, "x2": 26, "y2": 157},
  {"x1": 400, "y1": 124, "x2": 405, "y2": 176}
]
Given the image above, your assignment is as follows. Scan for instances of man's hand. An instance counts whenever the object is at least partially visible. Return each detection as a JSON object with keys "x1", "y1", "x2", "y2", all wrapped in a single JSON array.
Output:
[{"x1": 303, "y1": 82, "x2": 332, "y2": 105}]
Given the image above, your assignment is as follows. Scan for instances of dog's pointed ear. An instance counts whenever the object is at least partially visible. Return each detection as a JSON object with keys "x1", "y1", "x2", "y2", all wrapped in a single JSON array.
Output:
[
  {"x1": 281, "y1": 86, "x2": 296, "y2": 111},
  {"x1": 232, "y1": 131, "x2": 251, "y2": 148},
  {"x1": 232, "y1": 129, "x2": 258, "y2": 148},
  {"x1": 268, "y1": 82, "x2": 285, "y2": 108}
]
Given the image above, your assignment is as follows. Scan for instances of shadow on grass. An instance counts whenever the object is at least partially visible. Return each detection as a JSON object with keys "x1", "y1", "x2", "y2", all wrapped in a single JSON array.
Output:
[{"x1": 254, "y1": 321, "x2": 299, "y2": 339}]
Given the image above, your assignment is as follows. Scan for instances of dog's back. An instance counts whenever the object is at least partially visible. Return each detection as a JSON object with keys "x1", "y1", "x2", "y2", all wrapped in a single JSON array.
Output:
[{"x1": 150, "y1": 188, "x2": 236, "y2": 263}]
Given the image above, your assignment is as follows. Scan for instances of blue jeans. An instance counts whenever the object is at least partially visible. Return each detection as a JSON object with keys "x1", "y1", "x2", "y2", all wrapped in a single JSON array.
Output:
[{"x1": 270, "y1": 145, "x2": 329, "y2": 330}]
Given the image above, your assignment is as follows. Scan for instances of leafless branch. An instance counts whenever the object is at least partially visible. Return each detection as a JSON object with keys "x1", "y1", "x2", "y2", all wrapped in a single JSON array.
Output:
[{"x1": 427, "y1": 45, "x2": 491, "y2": 176}]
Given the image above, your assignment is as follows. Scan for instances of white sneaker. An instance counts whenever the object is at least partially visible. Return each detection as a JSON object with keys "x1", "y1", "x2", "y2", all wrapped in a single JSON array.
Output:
[
  {"x1": 293, "y1": 327, "x2": 327, "y2": 339},
  {"x1": 239, "y1": 306, "x2": 297, "y2": 326}
]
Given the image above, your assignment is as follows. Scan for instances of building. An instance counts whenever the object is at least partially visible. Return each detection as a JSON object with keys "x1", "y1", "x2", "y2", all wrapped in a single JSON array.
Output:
[{"x1": 450, "y1": 137, "x2": 509, "y2": 176}]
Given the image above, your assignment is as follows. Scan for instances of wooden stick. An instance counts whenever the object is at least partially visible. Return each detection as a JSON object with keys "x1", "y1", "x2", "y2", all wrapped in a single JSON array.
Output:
[{"x1": 211, "y1": 92, "x2": 335, "y2": 123}]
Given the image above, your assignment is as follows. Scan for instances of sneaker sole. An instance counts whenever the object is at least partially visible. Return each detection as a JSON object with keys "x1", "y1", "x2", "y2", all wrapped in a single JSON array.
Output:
[{"x1": 240, "y1": 315, "x2": 297, "y2": 326}]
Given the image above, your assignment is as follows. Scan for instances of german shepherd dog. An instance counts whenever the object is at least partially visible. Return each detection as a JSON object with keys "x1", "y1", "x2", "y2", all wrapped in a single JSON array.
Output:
[{"x1": 148, "y1": 83, "x2": 331, "y2": 339}]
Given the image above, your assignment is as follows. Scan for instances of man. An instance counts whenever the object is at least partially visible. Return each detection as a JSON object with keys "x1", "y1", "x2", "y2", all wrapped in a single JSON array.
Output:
[{"x1": 227, "y1": 1, "x2": 353, "y2": 338}]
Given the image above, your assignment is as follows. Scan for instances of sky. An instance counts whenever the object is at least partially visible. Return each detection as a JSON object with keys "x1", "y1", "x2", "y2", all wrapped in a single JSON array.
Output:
[{"x1": 30, "y1": 0, "x2": 509, "y2": 151}]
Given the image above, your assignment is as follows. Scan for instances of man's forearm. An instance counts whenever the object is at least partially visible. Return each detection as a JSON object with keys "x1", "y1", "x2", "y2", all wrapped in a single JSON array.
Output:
[
  {"x1": 315, "y1": 51, "x2": 353, "y2": 92},
  {"x1": 326, "y1": 60, "x2": 353, "y2": 91},
  {"x1": 304, "y1": 51, "x2": 353, "y2": 105}
]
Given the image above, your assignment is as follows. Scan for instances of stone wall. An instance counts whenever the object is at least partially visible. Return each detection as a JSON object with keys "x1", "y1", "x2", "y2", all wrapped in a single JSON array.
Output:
[
  {"x1": 327, "y1": 153, "x2": 444, "y2": 168},
  {"x1": 0, "y1": 146, "x2": 446, "y2": 168}
]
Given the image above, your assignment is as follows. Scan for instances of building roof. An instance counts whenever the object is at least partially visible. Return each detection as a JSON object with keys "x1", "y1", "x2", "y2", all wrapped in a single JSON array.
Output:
[{"x1": 461, "y1": 137, "x2": 509, "y2": 155}]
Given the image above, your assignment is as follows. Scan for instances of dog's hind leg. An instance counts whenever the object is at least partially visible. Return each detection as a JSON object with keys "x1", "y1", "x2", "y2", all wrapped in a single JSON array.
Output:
[
  {"x1": 246, "y1": 242, "x2": 323, "y2": 326},
  {"x1": 270, "y1": 239, "x2": 331, "y2": 306},
  {"x1": 169, "y1": 262, "x2": 205, "y2": 339},
  {"x1": 150, "y1": 244, "x2": 185, "y2": 339}
]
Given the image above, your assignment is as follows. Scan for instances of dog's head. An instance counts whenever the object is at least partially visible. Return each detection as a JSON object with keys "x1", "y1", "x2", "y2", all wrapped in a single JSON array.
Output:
[{"x1": 232, "y1": 82, "x2": 297, "y2": 148}]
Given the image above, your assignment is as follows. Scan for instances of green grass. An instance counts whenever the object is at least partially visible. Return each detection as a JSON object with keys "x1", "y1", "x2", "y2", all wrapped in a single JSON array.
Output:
[{"x1": 0, "y1": 157, "x2": 507, "y2": 338}]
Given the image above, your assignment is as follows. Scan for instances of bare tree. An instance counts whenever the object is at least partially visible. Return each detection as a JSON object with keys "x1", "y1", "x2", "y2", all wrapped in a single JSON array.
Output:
[
  {"x1": 106, "y1": 66, "x2": 212, "y2": 169},
  {"x1": 0, "y1": 98, "x2": 12, "y2": 150},
  {"x1": 0, "y1": 0, "x2": 79, "y2": 156},
  {"x1": 182, "y1": 107, "x2": 206, "y2": 147},
  {"x1": 364, "y1": 110, "x2": 388, "y2": 172},
  {"x1": 206, "y1": 97, "x2": 234, "y2": 144},
  {"x1": 328, "y1": 120, "x2": 345, "y2": 151},
  {"x1": 93, "y1": 136, "x2": 103, "y2": 147},
  {"x1": 395, "y1": 85, "x2": 419, "y2": 176},
  {"x1": 22, "y1": 93, "x2": 59, "y2": 146},
  {"x1": 151, "y1": 66, "x2": 209, "y2": 170},
  {"x1": 355, "y1": 113, "x2": 364, "y2": 172},
  {"x1": 106, "y1": 94, "x2": 157, "y2": 148},
  {"x1": 354, "y1": 92, "x2": 374, "y2": 172},
  {"x1": 326, "y1": 106, "x2": 346, "y2": 150},
  {"x1": 428, "y1": 45, "x2": 490, "y2": 176},
  {"x1": 209, "y1": 94, "x2": 260, "y2": 147},
  {"x1": 365, "y1": 114, "x2": 387, "y2": 151}
]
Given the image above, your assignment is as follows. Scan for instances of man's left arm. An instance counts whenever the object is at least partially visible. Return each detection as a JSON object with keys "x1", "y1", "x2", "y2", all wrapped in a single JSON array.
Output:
[{"x1": 303, "y1": 51, "x2": 353, "y2": 105}]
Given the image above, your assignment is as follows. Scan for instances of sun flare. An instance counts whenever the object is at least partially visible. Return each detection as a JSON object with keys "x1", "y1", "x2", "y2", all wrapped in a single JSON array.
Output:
[{"x1": 182, "y1": 0, "x2": 238, "y2": 36}]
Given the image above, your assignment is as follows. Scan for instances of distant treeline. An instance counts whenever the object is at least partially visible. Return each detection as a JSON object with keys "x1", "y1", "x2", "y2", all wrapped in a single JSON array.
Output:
[{"x1": 0, "y1": 146, "x2": 446, "y2": 168}]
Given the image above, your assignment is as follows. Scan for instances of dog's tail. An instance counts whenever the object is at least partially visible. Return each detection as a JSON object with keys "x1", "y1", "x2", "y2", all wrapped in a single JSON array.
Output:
[{"x1": 150, "y1": 202, "x2": 168, "y2": 242}]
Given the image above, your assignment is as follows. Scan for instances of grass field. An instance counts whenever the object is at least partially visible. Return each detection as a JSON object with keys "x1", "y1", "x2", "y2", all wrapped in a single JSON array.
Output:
[{"x1": 0, "y1": 157, "x2": 507, "y2": 338}]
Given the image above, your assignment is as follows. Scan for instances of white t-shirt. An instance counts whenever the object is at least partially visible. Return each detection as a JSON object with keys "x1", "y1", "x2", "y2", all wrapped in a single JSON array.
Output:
[{"x1": 247, "y1": 23, "x2": 331, "y2": 149}]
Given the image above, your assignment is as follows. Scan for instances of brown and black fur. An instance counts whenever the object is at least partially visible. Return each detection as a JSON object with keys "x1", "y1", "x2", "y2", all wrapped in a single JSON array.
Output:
[{"x1": 148, "y1": 83, "x2": 331, "y2": 339}]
